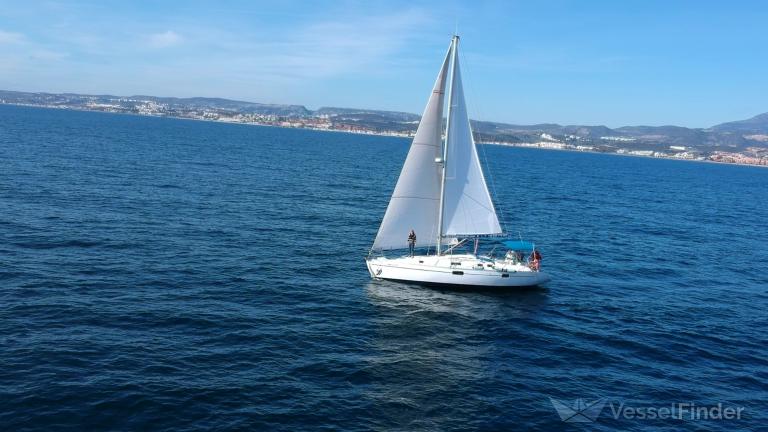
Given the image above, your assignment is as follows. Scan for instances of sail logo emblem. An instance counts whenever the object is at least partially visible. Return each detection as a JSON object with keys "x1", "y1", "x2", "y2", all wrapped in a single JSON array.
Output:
[{"x1": 549, "y1": 398, "x2": 607, "y2": 423}]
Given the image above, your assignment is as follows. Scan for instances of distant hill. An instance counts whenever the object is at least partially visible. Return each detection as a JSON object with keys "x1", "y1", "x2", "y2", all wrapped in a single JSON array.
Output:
[
  {"x1": 711, "y1": 112, "x2": 768, "y2": 134},
  {"x1": 316, "y1": 107, "x2": 420, "y2": 122},
  {"x1": 469, "y1": 121, "x2": 617, "y2": 140},
  {"x1": 615, "y1": 125, "x2": 708, "y2": 144},
  {"x1": 2, "y1": 89, "x2": 767, "y2": 152},
  {"x1": 473, "y1": 121, "x2": 764, "y2": 151},
  {"x1": 132, "y1": 95, "x2": 312, "y2": 116}
]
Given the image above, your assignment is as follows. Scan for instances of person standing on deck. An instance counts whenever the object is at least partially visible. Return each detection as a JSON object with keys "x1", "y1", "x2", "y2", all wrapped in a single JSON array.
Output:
[
  {"x1": 407, "y1": 229, "x2": 416, "y2": 257},
  {"x1": 529, "y1": 249, "x2": 542, "y2": 271}
]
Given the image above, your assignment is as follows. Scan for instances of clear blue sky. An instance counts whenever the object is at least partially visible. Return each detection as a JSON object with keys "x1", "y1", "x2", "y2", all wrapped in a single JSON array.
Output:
[{"x1": 1, "y1": 0, "x2": 767, "y2": 127}]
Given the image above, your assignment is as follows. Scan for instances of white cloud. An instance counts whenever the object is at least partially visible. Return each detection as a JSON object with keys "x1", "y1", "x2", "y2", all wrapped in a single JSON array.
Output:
[
  {"x1": 147, "y1": 30, "x2": 183, "y2": 48},
  {"x1": 0, "y1": 29, "x2": 68, "y2": 63},
  {"x1": 186, "y1": 8, "x2": 432, "y2": 81},
  {"x1": 289, "y1": 10, "x2": 429, "y2": 76},
  {"x1": 0, "y1": 7, "x2": 437, "y2": 108},
  {"x1": 30, "y1": 49, "x2": 69, "y2": 61},
  {"x1": 0, "y1": 30, "x2": 25, "y2": 44}
]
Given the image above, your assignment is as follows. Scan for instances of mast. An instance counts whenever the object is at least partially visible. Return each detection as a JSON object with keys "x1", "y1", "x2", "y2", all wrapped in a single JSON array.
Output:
[{"x1": 436, "y1": 35, "x2": 459, "y2": 256}]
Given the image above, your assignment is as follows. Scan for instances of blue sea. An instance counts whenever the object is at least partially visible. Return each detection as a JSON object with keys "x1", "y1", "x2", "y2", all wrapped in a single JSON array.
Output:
[{"x1": 1, "y1": 104, "x2": 767, "y2": 431}]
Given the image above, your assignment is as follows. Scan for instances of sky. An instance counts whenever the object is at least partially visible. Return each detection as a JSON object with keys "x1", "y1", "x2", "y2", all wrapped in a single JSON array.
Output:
[{"x1": 1, "y1": 0, "x2": 767, "y2": 128}]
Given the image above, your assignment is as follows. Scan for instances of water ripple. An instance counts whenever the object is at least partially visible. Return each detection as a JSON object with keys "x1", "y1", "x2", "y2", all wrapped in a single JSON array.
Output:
[{"x1": 1, "y1": 106, "x2": 767, "y2": 431}]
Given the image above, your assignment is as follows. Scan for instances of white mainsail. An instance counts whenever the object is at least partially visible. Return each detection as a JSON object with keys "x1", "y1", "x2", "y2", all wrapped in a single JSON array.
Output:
[
  {"x1": 441, "y1": 53, "x2": 502, "y2": 237},
  {"x1": 371, "y1": 46, "x2": 452, "y2": 250}
]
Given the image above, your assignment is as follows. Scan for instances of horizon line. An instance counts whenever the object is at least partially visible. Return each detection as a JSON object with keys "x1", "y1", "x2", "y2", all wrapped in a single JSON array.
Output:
[{"x1": 0, "y1": 87, "x2": 761, "y2": 130}]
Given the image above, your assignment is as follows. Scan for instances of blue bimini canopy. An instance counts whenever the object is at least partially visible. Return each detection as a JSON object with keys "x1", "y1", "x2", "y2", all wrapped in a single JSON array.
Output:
[{"x1": 502, "y1": 240, "x2": 535, "y2": 252}]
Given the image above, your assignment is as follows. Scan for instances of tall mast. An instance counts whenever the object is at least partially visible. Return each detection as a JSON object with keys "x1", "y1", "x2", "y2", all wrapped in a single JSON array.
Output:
[{"x1": 436, "y1": 35, "x2": 459, "y2": 256}]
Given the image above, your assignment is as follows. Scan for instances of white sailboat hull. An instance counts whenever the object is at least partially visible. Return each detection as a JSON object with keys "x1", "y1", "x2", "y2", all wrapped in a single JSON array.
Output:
[{"x1": 366, "y1": 254, "x2": 549, "y2": 288}]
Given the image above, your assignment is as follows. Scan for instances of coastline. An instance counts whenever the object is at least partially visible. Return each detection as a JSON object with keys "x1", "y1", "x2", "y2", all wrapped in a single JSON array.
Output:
[
  {"x1": 4, "y1": 102, "x2": 767, "y2": 169},
  {"x1": 482, "y1": 141, "x2": 768, "y2": 169}
]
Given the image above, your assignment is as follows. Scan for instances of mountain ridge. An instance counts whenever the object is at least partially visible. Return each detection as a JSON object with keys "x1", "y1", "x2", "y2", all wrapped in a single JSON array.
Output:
[{"x1": 2, "y1": 89, "x2": 767, "y2": 153}]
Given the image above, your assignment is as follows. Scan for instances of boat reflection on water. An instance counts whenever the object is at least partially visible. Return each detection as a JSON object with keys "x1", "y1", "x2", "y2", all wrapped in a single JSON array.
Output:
[
  {"x1": 364, "y1": 280, "x2": 549, "y2": 318},
  {"x1": 360, "y1": 281, "x2": 549, "y2": 428}
]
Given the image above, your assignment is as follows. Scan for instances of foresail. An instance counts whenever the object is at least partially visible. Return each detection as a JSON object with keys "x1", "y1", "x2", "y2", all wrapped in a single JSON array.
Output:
[
  {"x1": 372, "y1": 47, "x2": 452, "y2": 250},
  {"x1": 442, "y1": 54, "x2": 502, "y2": 237}
]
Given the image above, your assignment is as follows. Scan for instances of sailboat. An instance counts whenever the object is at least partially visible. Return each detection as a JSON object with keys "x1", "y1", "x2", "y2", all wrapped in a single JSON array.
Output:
[{"x1": 365, "y1": 35, "x2": 550, "y2": 288}]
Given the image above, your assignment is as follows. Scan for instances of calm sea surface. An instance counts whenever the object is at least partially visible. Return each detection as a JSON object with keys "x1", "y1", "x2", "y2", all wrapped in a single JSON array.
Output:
[{"x1": 1, "y1": 105, "x2": 767, "y2": 431}]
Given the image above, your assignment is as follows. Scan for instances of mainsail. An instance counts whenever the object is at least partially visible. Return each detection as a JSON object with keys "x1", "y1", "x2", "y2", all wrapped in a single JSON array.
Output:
[
  {"x1": 371, "y1": 46, "x2": 451, "y2": 250},
  {"x1": 372, "y1": 37, "x2": 501, "y2": 252}
]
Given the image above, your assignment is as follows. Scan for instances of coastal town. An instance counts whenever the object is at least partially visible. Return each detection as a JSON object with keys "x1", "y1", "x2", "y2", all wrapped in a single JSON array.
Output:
[{"x1": 2, "y1": 90, "x2": 766, "y2": 167}]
